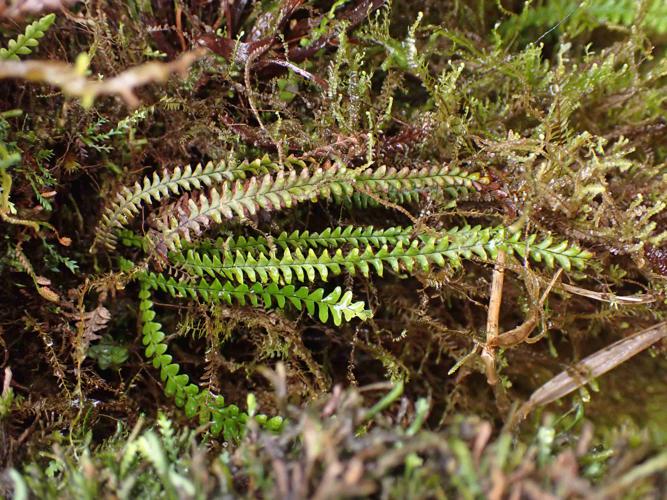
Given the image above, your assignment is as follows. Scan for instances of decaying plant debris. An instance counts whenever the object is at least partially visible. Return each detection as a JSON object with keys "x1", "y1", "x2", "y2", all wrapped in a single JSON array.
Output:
[{"x1": 0, "y1": 0, "x2": 666, "y2": 497}]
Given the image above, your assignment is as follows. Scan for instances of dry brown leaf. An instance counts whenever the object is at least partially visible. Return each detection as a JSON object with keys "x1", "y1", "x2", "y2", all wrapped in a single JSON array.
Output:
[
  {"x1": 34, "y1": 275, "x2": 51, "y2": 286},
  {"x1": 517, "y1": 322, "x2": 667, "y2": 422},
  {"x1": 79, "y1": 305, "x2": 111, "y2": 345},
  {"x1": 37, "y1": 285, "x2": 59, "y2": 302}
]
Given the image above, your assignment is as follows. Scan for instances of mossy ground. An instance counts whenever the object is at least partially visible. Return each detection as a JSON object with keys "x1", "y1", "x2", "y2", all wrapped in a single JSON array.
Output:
[{"x1": 1, "y1": 0, "x2": 666, "y2": 497}]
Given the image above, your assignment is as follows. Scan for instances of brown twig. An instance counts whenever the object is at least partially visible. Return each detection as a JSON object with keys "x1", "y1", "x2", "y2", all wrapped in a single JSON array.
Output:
[
  {"x1": 481, "y1": 261, "x2": 562, "y2": 385},
  {"x1": 244, "y1": 44, "x2": 285, "y2": 164},
  {"x1": 174, "y1": 2, "x2": 187, "y2": 52},
  {"x1": 0, "y1": 49, "x2": 205, "y2": 107},
  {"x1": 488, "y1": 269, "x2": 562, "y2": 349},
  {"x1": 558, "y1": 282, "x2": 656, "y2": 304}
]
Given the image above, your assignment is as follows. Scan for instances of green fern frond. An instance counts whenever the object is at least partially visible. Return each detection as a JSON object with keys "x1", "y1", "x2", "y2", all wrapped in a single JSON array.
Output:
[
  {"x1": 139, "y1": 285, "x2": 283, "y2": 440},
  {"x1": 140, "y1": 271, "x2": 371, "y2": 325},
  {"x1": 504, "y1": 231, "x2": 592, "y2": 270},
  {"x1": 0, "y1": 13, "x2": 56, "y2": 61},
  {"x1": 502, "y1": 0, "x2": 667, "y2": 38},
  {"x1": 93, "y1": 157, "x2": 275, "y2": 251},
  {"x1": 174, "y1": 225, "x2": 591, "y2": 285},
  {"x1": 153, "y1": 164, "x2": 354, "y2": 254},
  {"x1": 207, "y1": 225, "x2": 415, "y2": 255}
]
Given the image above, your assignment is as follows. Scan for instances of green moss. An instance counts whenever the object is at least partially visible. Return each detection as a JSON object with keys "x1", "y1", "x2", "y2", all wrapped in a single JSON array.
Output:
[{"x1": 0, "y1": 0, "x2": 666, "y2": 495}]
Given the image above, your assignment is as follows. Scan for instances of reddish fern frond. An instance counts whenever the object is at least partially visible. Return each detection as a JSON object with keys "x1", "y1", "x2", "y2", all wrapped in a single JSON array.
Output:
[
  {"x1": 92, "y1": 156, "x2": 280, "y2": 252},
  {"x1": 153, "y1": 164, "x2": 354, "y2": 254},
  {"x1": 351, "y1": 163, "x2": 487, "y2": 200}
]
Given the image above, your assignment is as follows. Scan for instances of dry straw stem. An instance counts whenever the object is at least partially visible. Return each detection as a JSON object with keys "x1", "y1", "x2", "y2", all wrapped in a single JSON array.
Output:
[
  {"x1": 482, "y1": 257, "x2": 562, "y2": 386},
  {"x1": 481, "y1": 250, "x2": 506, "y2": 385},
  {"x1": 0, "y1": 49, "x2": 205, "y2": 107},
  {"x1": 502, "y1": 257, "x2": 657, "y2": 305},
  {"x1": 488, "y1": 269, "x2": 562, "y2": 349},
  {"x1": 558, "y1": 282, "x2": 657, "y2": 305},
  {"x1": 517, "y1": 321, "x2": 667, "y2": 421}
]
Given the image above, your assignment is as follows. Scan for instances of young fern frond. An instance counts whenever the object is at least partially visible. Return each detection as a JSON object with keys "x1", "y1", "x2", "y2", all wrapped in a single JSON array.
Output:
[
  {"x1": 0, "y1": 14, "x2": 55, "y2": 61},
  {"x1": 140, "y1": 271, "x2": 371, "y2": 326},
  {"x1": 172, "y1": 225, "x2": 591, "y2": 286},
  {"x1": 139, "y1": 284, "x2": 283, "y2": 440},
  {"x1": 93, "y1": 157, "x2": 277, "y2": 251}
]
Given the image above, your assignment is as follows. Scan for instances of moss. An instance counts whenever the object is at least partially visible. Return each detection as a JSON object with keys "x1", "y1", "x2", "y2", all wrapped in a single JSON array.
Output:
[{"x1": 0, "y1": 0, "x2": 666, "y2": 496}]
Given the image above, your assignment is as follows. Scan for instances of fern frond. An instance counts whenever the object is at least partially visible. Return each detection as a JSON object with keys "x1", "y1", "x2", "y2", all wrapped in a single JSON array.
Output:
[
  {"x1": 174, "y1": 225, "x2": 592, "y2": 284},
  {"x1": 154, "y1": 162, "x2": 486, "y2": 253},
  {"x1": 0, "y1": 14, "x2": 55, "y2": 61},
  {"x1": 153, "y1": 164, "x2": 354, "y2": 254},
  {"x1": 93, "y1": 157, "x2": 274, "y2": 251},
  {"x1": 504, "y1": 230, "x2": 591, "y2": 270},
  {"x1": 503, "y1": 0, "x2": 667, "y2": 37},
  {"x1": 139, "y1": 284, "x2": 283, "y2": 440},
  {"x1": 349, "y1": 164, "x2": 486, "y2": 200},
  {"x1": 140, "y1": 271, "x2": 371, "y2": 326},
  {"x1": 207, "y1": 225, "x2": 415, "y2": 255}
]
